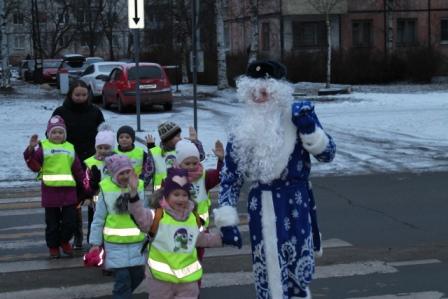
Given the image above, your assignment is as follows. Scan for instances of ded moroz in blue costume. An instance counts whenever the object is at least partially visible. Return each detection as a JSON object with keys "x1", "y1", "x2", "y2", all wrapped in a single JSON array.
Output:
[{"x1": 213, "y1": 60, "x2": 336, "y2": 299}]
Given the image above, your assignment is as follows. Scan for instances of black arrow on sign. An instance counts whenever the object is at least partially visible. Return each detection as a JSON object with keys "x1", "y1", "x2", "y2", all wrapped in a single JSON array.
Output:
[{"x1": 133, "y1": 0, "x2": 140, "y2": 24}]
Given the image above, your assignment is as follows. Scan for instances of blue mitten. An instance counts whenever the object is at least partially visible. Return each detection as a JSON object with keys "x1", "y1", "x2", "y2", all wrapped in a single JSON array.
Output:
[
  {"x1": 291, "y1": 101, "x2": 316, "y2": 134},
  {"x1": 220, "y1": 226, "x2": 242, "y2": 249}
]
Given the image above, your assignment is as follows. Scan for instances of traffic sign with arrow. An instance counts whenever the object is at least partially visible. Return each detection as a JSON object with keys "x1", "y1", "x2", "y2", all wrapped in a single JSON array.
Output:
[{"x1": 128, "y1": 0, "x2": 144, "y2": 29}]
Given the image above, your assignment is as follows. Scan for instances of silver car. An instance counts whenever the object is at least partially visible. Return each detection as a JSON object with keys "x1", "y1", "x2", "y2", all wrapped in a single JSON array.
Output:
[{"x1": 80, "y1": 61, "x2": 127, "y2": 100}]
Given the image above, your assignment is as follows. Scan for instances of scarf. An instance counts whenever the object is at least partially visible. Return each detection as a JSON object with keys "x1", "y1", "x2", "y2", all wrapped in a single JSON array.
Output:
[{"x1": 187, "y1": 163, "x2": 203, "y2": 182}]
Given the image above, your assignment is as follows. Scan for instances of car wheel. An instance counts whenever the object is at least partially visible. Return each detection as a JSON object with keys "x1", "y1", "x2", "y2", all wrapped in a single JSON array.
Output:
[
  {"x1": 117, "y1": 96, "x2": 126, "y2": 113},
  {"x1": 163, "y1": 103, "x2": 173, "y2": 111},
  {"x1": 102, "y1": 94, "x2": 110, "y2": 109}
]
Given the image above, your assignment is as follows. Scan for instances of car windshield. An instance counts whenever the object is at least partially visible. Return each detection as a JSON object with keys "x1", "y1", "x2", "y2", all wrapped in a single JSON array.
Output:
[
  {"x1": 87, "y1": 58, "x2": 103, "y2": 64},
  {"x1": 43, "y1": 61, "x2": 61, "y2": 68},
  {"x1": 98, "y1": 64, "x2": 122, "y2": 73},
  {"x1": 128, "y1": 66, "x2": 162, "y2": 80},
  {"x1": 63, "y1": 61, "x2": 84, "y2": 69}
]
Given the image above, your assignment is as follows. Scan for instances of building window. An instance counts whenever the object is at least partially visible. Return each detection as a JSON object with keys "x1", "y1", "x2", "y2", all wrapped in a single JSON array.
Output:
[
  {"x1": 14, "y1": 35, "x2": 25, "y2": 49},
  {"x1": 13, "y1": 12, "x2": 24, "y2": 25},
  {"x1": 352, "y1": 20, "x2": 372, "y2": 47},
  {"x1": 441, "y1": 19, "x2": 448, "y2": 42},
  {"x1": 261, "y1": 22, "x2": 270, "y2": 51},
  {"x1": 397, "y1": 19, "x2": 417, "y2": 46},
  {"x1": 293, "y1": 21, "x2": 326, "y2": 48}
]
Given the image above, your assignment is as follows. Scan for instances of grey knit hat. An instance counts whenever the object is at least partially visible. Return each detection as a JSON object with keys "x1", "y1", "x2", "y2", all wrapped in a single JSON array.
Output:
[{"x1": 158, "y1": 121, "x2": 181, "y2": 142}]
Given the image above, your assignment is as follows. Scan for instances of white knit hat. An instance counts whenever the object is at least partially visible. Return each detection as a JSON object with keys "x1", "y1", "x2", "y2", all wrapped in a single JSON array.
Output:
[
  {"x1": 95, "y1": 123, "x2": 115, "y2": 148},
  {"x1": 175, "y1": 139, "x2": 199, "y2": 164}
]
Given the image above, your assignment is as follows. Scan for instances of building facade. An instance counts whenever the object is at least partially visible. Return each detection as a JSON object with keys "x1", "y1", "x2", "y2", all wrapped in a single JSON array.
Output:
[
  {"x1": 224, "y1": 0, "x2": 448, "y2": 59},
  {"x1": 5, "y1": 0, "x2": 131, "y2": 65}
]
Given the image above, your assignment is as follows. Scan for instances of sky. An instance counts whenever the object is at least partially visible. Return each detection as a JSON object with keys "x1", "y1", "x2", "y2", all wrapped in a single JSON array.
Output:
[{"x1": 1, "y1": 80, "x2": 447, "y2": 188}]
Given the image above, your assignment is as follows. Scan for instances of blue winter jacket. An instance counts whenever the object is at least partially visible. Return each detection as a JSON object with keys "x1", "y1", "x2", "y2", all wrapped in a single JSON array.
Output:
[{"x1": 89, "y1": 190, "x2": 146, "y2": 270}]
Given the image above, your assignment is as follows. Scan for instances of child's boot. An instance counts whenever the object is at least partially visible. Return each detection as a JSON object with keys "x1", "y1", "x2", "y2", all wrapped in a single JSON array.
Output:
[
  {"x1": 61, "y1": 241, "x2": 74, "y2": 257},
  {"x1": 49, "y1": 247, "x2": 60, "y2": 259}
]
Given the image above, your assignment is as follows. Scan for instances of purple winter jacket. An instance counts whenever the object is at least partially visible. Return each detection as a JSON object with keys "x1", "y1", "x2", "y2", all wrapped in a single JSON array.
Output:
[{"x1": 24, "y1": 143, "x2": 90, "y2": 208}]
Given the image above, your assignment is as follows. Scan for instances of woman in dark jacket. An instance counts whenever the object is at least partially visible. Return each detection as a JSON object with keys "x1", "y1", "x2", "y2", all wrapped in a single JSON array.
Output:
[{"x1": 52, "y1": 80, "x2": 105, "y2": 249}]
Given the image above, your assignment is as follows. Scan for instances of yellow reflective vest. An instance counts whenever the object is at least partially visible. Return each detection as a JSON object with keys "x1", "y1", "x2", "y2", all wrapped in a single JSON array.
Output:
[
  {"x1": 84, "y1": 156, "x2": 106, "y2": 178},
  {"x1": 150, "y1": 147, "x2": 176, "y2": 190},
  {"x1": 100, "y1": 177, "x2": 145, "y2": 244},
  {"x1": 40, "y1": 139, "x2": 76, "y2": 187},
  {"x1": 116, "y1": 147, "x2": 145, "y2": 175},
  {"x1": 148, "y1": 211, "x2": 202, "y2": 283},
  {"x1": 190, "y1": 172, "x2": 211, "y2": 227}
]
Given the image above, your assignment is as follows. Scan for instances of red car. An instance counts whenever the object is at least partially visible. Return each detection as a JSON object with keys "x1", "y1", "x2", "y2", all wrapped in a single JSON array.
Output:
[
  {"x1": 43, "y1": 59, "x2": 62, "y2": 84},
  {"x1": 101, "y1": 63, "x2": 173, "y2": 113}
]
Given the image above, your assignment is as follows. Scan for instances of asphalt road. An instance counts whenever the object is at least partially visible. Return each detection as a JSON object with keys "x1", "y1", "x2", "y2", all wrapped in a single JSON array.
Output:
[{"x1": 0, "y1": 171, "x2": 447, "y2": 299}]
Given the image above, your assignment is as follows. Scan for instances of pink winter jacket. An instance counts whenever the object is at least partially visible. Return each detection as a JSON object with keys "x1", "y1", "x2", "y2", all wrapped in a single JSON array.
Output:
[
  {"x1": 23, "y1": 143, "x2": 91, "y2": 208},
  {"x1": 129, "y1": 199, "x2": 222, "y2": 248}
]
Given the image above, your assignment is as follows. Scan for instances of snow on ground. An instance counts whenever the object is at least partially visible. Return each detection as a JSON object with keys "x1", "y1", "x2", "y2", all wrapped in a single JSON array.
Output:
[{"x1": 1, "y1": 80, "x2": 448, "y2": 189}]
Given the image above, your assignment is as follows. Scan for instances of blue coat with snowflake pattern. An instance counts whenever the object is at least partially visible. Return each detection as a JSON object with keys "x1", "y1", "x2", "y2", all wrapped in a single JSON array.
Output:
[{"x1": 218, "y1": 106, "x2": 336, "y2": 299}]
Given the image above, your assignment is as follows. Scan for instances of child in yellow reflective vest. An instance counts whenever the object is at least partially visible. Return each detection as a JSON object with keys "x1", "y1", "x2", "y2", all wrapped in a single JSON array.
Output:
[
  {"x1": 88, "y1": 155, "x2": 146, "y2": 298},
  {"x1": 144, "y1": 122, "x2": 205, "y2": 191},
  {"x1": 83, "y1": 122, "x2": 115, "y2": 243},
  {"x1": 116, "y1": 125, "x2": 146, "y2": 177},
  {"x1": 23, "y1": 116, "x2": 95, "y2": 258},
  {"x1": 129, "y1": 168, "x2": 240, "y2": 299},
  {"x1": 173, "y1": 139, "x2": 224, "y2": 286}
]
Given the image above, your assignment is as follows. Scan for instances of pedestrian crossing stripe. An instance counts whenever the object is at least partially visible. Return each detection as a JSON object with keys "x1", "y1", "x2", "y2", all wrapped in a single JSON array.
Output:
[{"x1": 0, "y1": 271, "x2": 444, "y2": 299}]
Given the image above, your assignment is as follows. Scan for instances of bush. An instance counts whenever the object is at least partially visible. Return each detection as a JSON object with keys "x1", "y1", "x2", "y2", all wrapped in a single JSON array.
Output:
[{"x1": 281, "y1": 47, "x2": 444, "y2": 84}]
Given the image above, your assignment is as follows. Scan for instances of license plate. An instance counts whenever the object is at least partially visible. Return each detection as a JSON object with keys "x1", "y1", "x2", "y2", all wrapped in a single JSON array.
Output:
[{"x1": 140, "y1": 84, "x2": 157, "y2": 89}]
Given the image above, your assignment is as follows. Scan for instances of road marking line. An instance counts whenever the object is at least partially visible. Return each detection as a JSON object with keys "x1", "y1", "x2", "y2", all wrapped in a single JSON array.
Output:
[
  {"x1": 388, "y1": 259, "x2": 441, "y2": 267},
  {"x1": 0, "y1": 275, "x2": 445, "y2": 299},
  {"x1": 315, "y1": 260, "x2": 398, "y2": 278},
  {"x1": 0, "y1": 239, "x2": 47, "y2": 250},
  {"x1": 0, "y1": 197, "x2": 40, "y2": 204},
  {"x1": 346, "y1": 291, "x2": 446, "y2": 299},
  {"x1": 0, "y1": 208, "x2": 43, "y2": 217},
  {"x1": 205, "y1": 238, "x2": 352, "y2": 257}
]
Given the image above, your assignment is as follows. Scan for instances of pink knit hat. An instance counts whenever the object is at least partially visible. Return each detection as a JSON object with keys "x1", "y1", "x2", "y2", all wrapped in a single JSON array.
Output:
[
  {"x1": 105, "y1": 155, "x2": 133, "y2": 181},
  {"x1": 162, "y1": 168, "x2": 191, "y2": 199},
  {"x1": 46, "y1": 115, "x2": 66, "y2": 138}
]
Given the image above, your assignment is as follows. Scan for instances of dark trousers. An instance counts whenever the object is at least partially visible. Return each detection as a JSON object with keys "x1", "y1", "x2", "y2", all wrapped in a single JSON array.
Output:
[
  {"x1": 73, "y1": 205, "x2": 83, "y2": 245},
  {"x1": 74, "y1": 204, "x2": 95, "y2": 245},
  {"x1": 112, "y1": 266, "x2": 145, "y2": 299},
  {"x1": 45, "y1": 205, "x2": 77, "y2": 248},
  {"x1": 87, "y1": 205, "x2": 94, "y2": 243}
]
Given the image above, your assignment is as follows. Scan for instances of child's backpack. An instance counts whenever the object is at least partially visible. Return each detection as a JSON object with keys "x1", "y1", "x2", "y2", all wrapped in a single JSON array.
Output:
[{"x1": 140, "y1": 208, "x2": 203, "y2": 254}]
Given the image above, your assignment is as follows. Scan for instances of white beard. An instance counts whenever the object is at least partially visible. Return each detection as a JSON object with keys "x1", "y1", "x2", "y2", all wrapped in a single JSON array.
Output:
[{"x1": 231, "y1": 76, "x2": 297, "y2": 183}]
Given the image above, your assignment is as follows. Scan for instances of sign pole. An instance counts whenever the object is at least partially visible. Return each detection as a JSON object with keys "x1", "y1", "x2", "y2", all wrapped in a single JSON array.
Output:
[
  {"x1": 192, "y1": 0, "x2": 198, "y2": 133},
  {"x1": 128, "y1": 0, "x2": 144, "y2": 131},
  {"x1": 135, "y1": 29, "x2": 142, "y2": 132}
]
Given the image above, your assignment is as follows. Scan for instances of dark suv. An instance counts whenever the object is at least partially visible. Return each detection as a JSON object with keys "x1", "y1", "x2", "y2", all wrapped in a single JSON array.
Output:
[{"x1": 56, "y1": 54, "x2": 86, "y2": 87}]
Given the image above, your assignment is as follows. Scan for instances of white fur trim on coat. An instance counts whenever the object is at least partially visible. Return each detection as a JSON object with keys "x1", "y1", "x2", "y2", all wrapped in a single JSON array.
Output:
[
  {"x1": 213, "y1": 206, "x2": 239, "y2": 228},
  {"x1": 299, "y1": 127, "x2": 329, "y2": 156}
]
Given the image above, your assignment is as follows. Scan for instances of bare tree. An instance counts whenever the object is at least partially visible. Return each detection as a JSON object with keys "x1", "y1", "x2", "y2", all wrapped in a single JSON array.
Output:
[
  {"x1": 307, "y1": 0, "x2": 344, "y2": 88},
  {"x1": 0, "y1": 0, "x2": 21, "y2": 88},
  {"x1": 383, "y1": 0, "x2": 405, "y2": 55},
  {"x1": 248, "y1": 0, "x2": 259, "y2": 63},
  {"x1": 101, "y1": 1, "x2": 126, "y2": 60},
  {"x1": 74, "y1": 0, "x2": 105, "y2": 57},
  {"x1": 26, "y1": 0, "x2": 77, "y2": 58},
  {"x1": 215, "y1": 0, "x2": 229, "y2": 89}
]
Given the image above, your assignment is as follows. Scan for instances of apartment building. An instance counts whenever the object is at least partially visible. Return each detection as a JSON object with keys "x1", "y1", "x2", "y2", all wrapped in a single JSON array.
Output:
[
  {"x1": 224, "y1": 0, "x2": 448, "y2": 59},
  {"x1": 6, "y1": 0, "x2": 130, "y2": 65}
]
